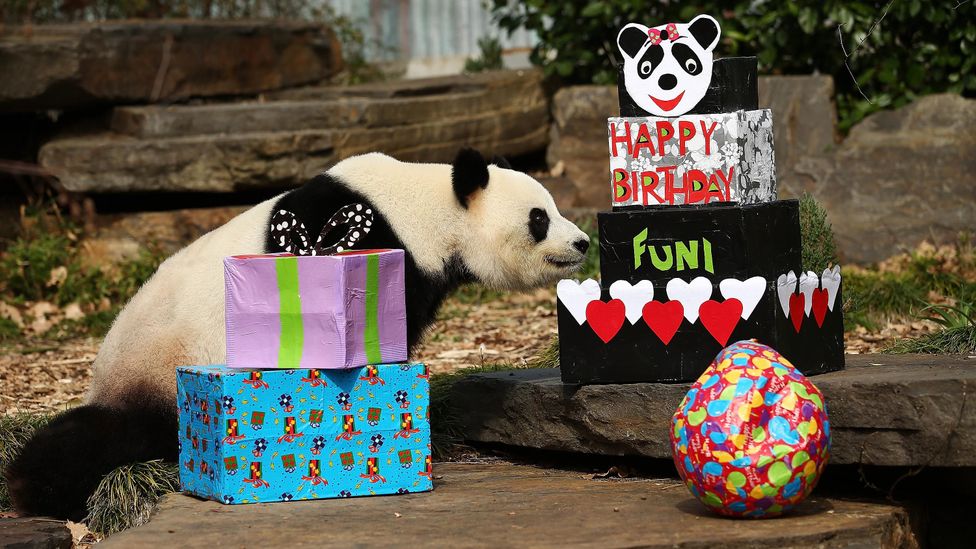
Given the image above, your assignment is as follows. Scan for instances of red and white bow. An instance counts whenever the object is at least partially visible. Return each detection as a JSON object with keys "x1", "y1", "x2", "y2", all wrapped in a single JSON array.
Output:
[{"x1": 648, "y1": 23, "x2": 679, "y2": 45}]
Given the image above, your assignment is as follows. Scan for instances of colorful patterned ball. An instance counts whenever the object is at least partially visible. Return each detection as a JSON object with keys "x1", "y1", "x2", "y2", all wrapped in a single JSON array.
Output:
[{"x1": 670, "y1": 340, "x2": 830, "y2": 518}]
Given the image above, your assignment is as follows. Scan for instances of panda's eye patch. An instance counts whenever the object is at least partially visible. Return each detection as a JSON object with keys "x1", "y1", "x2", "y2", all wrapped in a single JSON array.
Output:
[
  {"x1": 636, "y1": 44, "x2": 664, "y2": 80},
  {"x1": 528, "y1": 208, "x2": 549, "y2": 243},
  {"x1": 672, "y1": 43, "x2": 702, "y2": 76}
]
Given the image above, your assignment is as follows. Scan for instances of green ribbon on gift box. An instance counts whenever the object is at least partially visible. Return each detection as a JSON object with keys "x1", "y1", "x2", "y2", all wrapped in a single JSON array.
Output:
[
  {"x1": 276, "y1": 256, "x2": 304, "y2": 369},
  {"x1": 274, "y1": 253, "x2": 384, "y2": 368},
  {"x1": 363, "y1": 253, "x2": 383, "y2": 364}
]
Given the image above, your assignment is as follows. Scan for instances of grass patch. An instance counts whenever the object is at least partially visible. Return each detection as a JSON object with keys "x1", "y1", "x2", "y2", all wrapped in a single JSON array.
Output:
[
  {"x1": 887, "y1": 325, "x2": 976, "y2": 354},
  {"x1": 0, "y1": 412, "x2": 52, "y2": 511},
  {"x1": 85, "y1": 460, "x2": 180, "y2": 536},
  {"x1": 0, "y1": 205, "x2": 163, "y2": 341},
  {"x1": 842, "y1": 240, "x2": 976, "y2": 330}
]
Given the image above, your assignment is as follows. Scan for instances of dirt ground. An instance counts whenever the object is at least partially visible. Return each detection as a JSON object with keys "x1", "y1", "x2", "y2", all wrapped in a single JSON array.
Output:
[{"x1": 0, "y1": 287, "x2": 935, "y2": 415}]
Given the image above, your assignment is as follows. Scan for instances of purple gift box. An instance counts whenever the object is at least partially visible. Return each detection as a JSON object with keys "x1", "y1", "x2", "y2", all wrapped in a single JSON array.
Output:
[{"x1": 224, "y1": 249, "x2": 407, "y2": 369}]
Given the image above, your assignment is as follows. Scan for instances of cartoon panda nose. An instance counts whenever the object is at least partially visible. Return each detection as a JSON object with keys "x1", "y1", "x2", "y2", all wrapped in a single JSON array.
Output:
[
  {"x1": 659, "y1": 73, "x2": 677, "y2": 90},
  {"x1": 573, "y1": 239, "x2": 590, "y2": 254}
]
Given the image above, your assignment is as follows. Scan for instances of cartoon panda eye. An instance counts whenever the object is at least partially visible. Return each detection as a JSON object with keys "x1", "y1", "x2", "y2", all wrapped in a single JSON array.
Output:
[
  {"x1": 684, "y1": 59, "x2": 698, "y2": 73},
  {"x1": 639, "y1": 61, "x2": 652, "y2": 76}
]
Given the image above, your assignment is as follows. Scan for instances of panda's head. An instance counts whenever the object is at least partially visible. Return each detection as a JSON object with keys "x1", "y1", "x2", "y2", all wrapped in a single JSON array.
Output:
[
  {"x1": 451, "y1": 148, "x2": 590, "y2": 290},
  {"x1": 617, "y1": 15, "x2": 721, "y2": 117}
]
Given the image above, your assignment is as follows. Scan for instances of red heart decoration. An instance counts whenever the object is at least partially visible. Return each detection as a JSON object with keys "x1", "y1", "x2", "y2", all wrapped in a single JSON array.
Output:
[
  {"x1": 641, "y1": 300, "x2": 684, "y2": 345},
  {"x1": 699, "y1": 299, "x2": 743, "y2": 346},
  {"x1": 812, "y1": 288, "x2": 829, "y2": 327},
  {"x1": 789, "y1": 293, "x2": 805, "y2": 333},
  {"x1": 585, "y1": 299, "x2": 626, "y2": 343}
]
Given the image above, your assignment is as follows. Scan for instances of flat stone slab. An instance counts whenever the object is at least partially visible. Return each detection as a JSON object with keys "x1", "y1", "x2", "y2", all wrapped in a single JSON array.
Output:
[
  {"x1": 99, "y1": 462, "x2": 914, "y2": 548},
  {"x1": 0, "y1": 518, "x2": 72, "y2": 549},
  {"x1": 0, "y1": 21, "x2": 342, "y2": 112},
  {"x1": 451, "y1": 354, "x2": 976, "y2": 467},
  {"x1": 39, "y1": 70, "x2": 547, "y2": 193}
]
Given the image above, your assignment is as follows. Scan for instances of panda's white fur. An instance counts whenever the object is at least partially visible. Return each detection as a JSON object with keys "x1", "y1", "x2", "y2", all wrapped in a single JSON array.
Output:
[
  {"x1": 90, "y1": 152, "x2": 586, "y2": 404},
  {"x1": 8, "y1": 150, "x2": 588, "y2": 520}
]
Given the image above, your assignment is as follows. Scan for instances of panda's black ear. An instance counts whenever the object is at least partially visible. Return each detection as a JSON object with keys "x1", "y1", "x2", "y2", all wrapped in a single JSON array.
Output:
[
  {"x1": 617, "y1": 24, "x2": 648, "y2": 59},
  {"x1": 687, "y1": 15, "x2": 721, "y2": 52},
  {"x1": 452, "y1": 147, "x2": 489, "y2": 209},
  {"x1": 490, "y1": 155, "x2": 512, "y2": 170}
]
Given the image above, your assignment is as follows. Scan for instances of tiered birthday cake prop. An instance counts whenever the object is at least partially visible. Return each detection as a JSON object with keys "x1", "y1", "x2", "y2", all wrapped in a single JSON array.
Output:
[
  {"x1": 178, "y1": 208, "x2": 432, "y2": 504},
  {"x1": 556, "y1": 16, "x2": 845, "y2": 384}
]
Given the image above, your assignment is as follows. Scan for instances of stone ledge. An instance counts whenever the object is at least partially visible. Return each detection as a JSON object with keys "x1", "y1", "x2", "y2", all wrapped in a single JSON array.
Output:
[
  {"x1": 450, "y1": 354, "x2": 976, "y2": 467},
  {"x1": 98, "y1": 462, "x2": 914, "y2": 548}
]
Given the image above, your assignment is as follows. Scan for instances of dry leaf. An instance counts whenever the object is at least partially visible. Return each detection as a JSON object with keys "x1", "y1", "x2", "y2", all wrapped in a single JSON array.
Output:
[
  {"x1": 66, "y1": 520, "x2": 90, "y2": 541},
  {"x1": 47, "y1": 266, "x2": 68, "y2": 288},
  {"x1": 63, "y1": 302, "x2": 85, "y2": 321},
  {"x1": 0, "y1": 302, "x2": 24, "y2": 327}
]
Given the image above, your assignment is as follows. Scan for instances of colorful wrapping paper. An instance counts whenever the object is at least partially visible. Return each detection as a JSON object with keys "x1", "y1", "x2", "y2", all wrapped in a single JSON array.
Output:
[
  {"x1": 224, "y1": 250, "x2": 407, "y2": 369},
  {"x1": 177, "y1": 363, "x2": 433, "y2": 504},
  {"x1": 670, "y1": 341, "x2": 830, "y2": 517}
]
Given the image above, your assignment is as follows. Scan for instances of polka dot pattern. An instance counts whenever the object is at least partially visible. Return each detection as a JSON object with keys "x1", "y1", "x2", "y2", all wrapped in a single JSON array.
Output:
[
  {"x1": 670, "y1": 340, "x2": 830, "y2": 518},
  {"x1": 268, "y1": 204, "x2": 374, "y2": 256}
]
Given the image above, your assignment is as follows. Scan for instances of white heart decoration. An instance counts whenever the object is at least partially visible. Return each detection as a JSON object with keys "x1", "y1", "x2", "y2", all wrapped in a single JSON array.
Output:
[
  {"x1": 821, "y1": 265, "x2": 842, "y2": 311},
  {"x1": 798, "y1": 271, "x2": 818, "y2": 316},
  {"x1": 719, "y1": 276, "x2": 767, "y2": 320},
  {"x1": 609, "y1": 280, "x2": 655, "y2": 324},
  {"x1": 557, "y1": 279, "x2": 601, "y2": 325},
  {"x1": 776, "y1": 271, "x2": 798, "y2": 317},
  {"x1": 666, "y1": 277, "x2": 712, "y2": 324}
]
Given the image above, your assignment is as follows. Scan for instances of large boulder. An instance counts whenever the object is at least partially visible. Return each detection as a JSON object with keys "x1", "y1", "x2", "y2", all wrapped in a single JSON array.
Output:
[
  {"x1": 0, "y1": 21, "x2": 343, "y2": 112},
  {"x1": 796, "y1": 94, "x2": 976, "y2": 264},
  {"x1": 38, "y1": 70, "x2": 549, "y2": 193}
]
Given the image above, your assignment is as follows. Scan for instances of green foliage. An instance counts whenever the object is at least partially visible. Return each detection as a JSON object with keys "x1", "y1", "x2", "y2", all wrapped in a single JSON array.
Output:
[
  {"x1": 465, "y1": 36, "x2": 505, "y2": 73},
  {"x1": 0, "y1": 208, "x2": 164, "y2": 340},
  {"x1": 798, "y1": 193, "x2": 838, "y2": 273},
  {"x1": 85, "y1": 459, "x2": 180, "y2": 536},
  {"x1": 490, "y1": 0, "x2": 976, "y2": 130},
  {"x1": 575, "y1": 216, "x2": 601, "y2": 281},
  {"x1": 887, "y1": 325, "x2": 976, "y2": 354},
  {"x1": 842, "y1": 242, "x2": 976, "y2": 330},
  {"x1": 0, "y1": 413, "x2": 51, "y2": 510}
]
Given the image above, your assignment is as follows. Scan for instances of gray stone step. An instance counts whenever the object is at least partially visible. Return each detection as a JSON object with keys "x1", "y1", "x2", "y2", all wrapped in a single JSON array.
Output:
[
  {"x1": 98, "y1": 462, "x2": 914, "y2": 548},
  {"x1": 111, "y1": 70, "x2": 544, "y2": 138},
  {"x1": 0, "y1": 518, "x2": 72, "y2": 549},
  {"x1": 450, "y1": 354, "x2": 976, "y2": 467},
  {"x1": 39, "y1": 70, "x2": 548, "y2": 193},
  {"x1": 0, "y1": 21, "x2": 342, "y2": 113}
]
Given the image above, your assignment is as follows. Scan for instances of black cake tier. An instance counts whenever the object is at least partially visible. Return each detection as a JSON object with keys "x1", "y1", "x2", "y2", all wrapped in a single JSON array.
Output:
[
  {"x1": 599, "y1": 200, "x2": 801, "y2": 283},
  {"x1": 558, "y1": 199, "x2": 844, "y2": 384}
]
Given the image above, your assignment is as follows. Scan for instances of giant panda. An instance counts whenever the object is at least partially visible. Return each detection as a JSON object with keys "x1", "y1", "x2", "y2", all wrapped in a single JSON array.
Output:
[{"x1": 6, "y1": 148, "x2": 590, "y2": 520}]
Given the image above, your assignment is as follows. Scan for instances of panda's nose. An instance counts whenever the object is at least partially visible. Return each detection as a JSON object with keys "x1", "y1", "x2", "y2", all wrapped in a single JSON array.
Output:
[
  {"x1": 573, "y1": 239, "x2": 590, "y2": 254},
  {"x1": 659, "y1": 73, "x2": 677, "y2": 90}
]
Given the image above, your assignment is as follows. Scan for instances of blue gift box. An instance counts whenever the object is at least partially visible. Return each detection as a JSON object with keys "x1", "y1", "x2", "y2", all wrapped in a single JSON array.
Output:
[{"x1": 177, "y1": 363, "x2": 433, "y2": 504}]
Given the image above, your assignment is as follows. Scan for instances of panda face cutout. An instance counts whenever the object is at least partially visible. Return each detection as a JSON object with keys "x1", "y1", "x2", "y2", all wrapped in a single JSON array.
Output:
[
  {"x1": 452, "y1": 151, "x2": 589, "y2": 290},
  {"x1": 616, "y1": 15, "x2": 721, "y2": 117}
]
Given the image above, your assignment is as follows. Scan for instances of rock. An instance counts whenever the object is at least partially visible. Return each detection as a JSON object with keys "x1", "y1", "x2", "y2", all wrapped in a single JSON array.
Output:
[
  {"x1": 546, "y1": 86, "x2": 618, "y2": 208},
  {"x1": 795, "y1": 94, "x2": 976, "y2": 264},
  {"x1": 546, "y1": 76, "x2": 839, "y2": 208},
  {"x1": 97, "y1": 462, "x2": 915, "y2": 548},
  {"x1": 757, "y1": 75, "x2": 838, "y2": 197},
  {"x1": 0, "y1": 21, "x2": 342, "y2": 113},
  {"x1": 450, "y1": 354, "x2": 976, "y2": 467},
  {"x1": 39, "y1": 70, "x2": 549, "y2": 193},
  {"x1": 0, "y1": 518, "x2": 72, "y2": 549}
]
